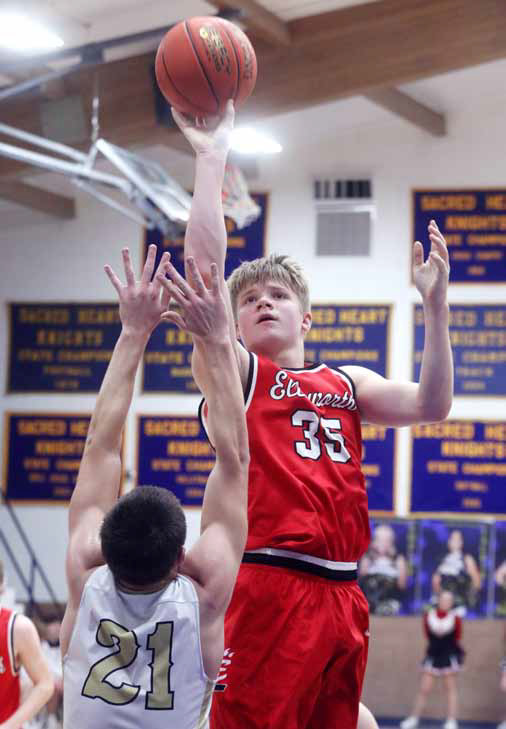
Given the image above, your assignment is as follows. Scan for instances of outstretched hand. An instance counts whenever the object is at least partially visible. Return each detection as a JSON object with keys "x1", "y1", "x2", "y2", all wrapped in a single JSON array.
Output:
[
  {"x1": 104, "y1": 245, "x2": 170, "y2": 337},
  {"x1": 171, "y1": 99, "x2": 235, "y2": 159},
  {"x1": 158, "y1": 257, "x2": 229, "y2": 344},
  {"x1": 413, "y1": 220, "x2": 450, "y2": 308}
]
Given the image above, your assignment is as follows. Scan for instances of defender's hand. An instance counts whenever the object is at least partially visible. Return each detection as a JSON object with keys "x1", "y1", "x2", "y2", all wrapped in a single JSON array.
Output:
[
  {"x1": 171, "y1": 100, "x2": 235, "y2": 159},
  {"x1": 413, "y1": 220, "x2": 450, "y2": 309},
  {"x1": 158, "y1": 257, "x2": 229, "y2": 344},
  {"x1": 104, "y1": 245, "x2": 170, "y2": 337}
]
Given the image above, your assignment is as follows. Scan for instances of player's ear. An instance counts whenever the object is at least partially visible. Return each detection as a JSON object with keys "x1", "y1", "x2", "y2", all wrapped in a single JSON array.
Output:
[{"x1": 301, "y1": 311, "x2": 312, "y2": 336}]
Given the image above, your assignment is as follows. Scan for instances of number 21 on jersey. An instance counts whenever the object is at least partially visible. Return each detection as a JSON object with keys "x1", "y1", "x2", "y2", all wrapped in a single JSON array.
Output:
[{"x1": 82, "y1": 619, "x2": 175, "y2": 710}]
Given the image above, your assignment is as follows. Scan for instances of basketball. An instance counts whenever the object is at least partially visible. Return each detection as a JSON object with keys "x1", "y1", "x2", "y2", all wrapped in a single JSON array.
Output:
[{"x1": 155, "y1": 16, "x2": 257, "y2": 117}]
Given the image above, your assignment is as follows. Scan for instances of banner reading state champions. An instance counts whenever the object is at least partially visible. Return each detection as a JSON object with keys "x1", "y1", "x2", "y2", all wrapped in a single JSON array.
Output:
[
  {"x1": 413, "y1": 304, "x2": 506, "y2": 396},
  {"x1": 409, "y1": 420, "x2": 506, "y2": 516},
  {"x1": 8, "y1": 303, "x2": 121, "y2": 393},
  {"x1": 413, "y1": 189, "x2": 506, "y2": 283},
  {"x1": 136, "y1": 415, "x2": 214, "y2": 506},
  {"x1": 3, "y1": 413, "x2": 90, "y2": 502}
]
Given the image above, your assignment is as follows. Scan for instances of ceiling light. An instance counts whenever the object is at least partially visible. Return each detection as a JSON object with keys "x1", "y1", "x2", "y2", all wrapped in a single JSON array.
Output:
[
  {"x1": 0, "y1": 12, "x2": 64, "y2": 53},
  {"x1": 230, "y1": 127, "x2": 282, "y2": 155}
]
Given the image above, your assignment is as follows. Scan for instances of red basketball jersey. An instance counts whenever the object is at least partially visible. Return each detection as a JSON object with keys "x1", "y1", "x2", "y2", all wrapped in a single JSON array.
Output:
[
  {"x1": 0, "y1": 608, "x2": 20, "y2": 722},
  {"x1": 201, "y1": 353, "x2": 370, "y2": 562}
]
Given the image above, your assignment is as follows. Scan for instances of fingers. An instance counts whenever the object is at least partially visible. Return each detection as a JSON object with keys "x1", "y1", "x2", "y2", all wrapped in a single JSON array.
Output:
[
  {"x1": 104, "y1": 264, "x2": 122, "y2": 294},
  {"x1": 122, "y1": 248, "x2": 136, "y2": 287},
  {"x1": 160, "y1": 310, "x2": 187, "y2": 330},
  {"x1": 161, "y1": 282, "x2": 171, "y2": 310},
  {"x1": 429, "y1": 250, "x2": 448, "y2": 275},
  {"x1": 165, "y1": 260, "x2": 195, "y2": 299},
  {"x1": 210, "y1": 262, "x2": 220, "y2": 296},
  {"x1": 157, "y1": 271, "x2": 188, "y2": 309},
  {"x1": 171, "y1": 107, "x2": 190, "y2": 131},
  {"x1": 428, "y1": 219, "x2": 449, "y2": 266},
  {"x1": 186, "y1": 257, "x2": 206, "y2": 296},
  {"x1": 141, "y1": 244, "x2": 157, "y2": 284},
  {"x1": 224, "y1": 99, "x2": 235, "y2": 126},
  {"x1": 413, "y1": 241, "x2": 424, "y2": 267},
  {"x1": 152, "y1": 250, "x2": 171, "y2": 295}
]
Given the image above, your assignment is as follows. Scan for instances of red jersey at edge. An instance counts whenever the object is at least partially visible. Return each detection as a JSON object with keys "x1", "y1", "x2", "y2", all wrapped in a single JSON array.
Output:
[
  {"x1": 0, "y1": 607, "x2": 20, "y2": 722},
  {"x1": 201, "y1": 353, "x2": 370, "y2": 562}
]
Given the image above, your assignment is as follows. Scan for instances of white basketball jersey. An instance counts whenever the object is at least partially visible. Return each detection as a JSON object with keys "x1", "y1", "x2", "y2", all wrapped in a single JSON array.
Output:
[{"x1": 63, "y1": 566, "x2": 214, "y2": 729}]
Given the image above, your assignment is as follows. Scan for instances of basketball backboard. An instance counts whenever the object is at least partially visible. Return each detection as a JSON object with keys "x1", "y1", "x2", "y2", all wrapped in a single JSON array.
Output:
[{"x1": 0, "y1": 121, "x2": 191, "y2": 235}]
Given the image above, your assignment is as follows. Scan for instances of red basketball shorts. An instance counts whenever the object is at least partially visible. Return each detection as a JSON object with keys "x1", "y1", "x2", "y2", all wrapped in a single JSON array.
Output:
[{"x1": 210, "y1": 562, "x2": 370, "y2": 729}]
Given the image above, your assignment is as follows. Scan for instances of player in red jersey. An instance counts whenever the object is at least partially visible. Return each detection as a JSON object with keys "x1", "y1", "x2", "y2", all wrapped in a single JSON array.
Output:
[
  {"x1": 0, "y1": 563, "x2": 54, "y2": 729},
  {"x1": 172, "y1": 102, "x2": 452, "y2": 729}
]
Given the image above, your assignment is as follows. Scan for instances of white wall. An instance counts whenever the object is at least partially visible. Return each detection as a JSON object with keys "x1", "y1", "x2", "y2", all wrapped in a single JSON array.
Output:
[{"x1": 1, "y1": 98, "x2": 505, "y2": 602}]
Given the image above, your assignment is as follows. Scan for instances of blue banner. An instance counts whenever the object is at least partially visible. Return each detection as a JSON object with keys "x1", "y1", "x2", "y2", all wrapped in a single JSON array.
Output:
[
  {"x1": 361, "y1": 424, "x2": 395, "y2": 513},
  {"x1": 414, "y1": 304, "x2": 506, "y2": 396},
  {"x1": 359, "y1": 519, "x2": 419, "y2": 615},
  {"x1": 142, "y1": 322, "x2": 196, "y2": 393},
  {"x1": 8, "y1": 303, "x2": 120, "y2": 393},
  {"x1": 413, "y1": 189, "x2": 506, "y2": 283},
  {"x1": 136, "y1": 415, "x2": 214, "y2": 506},
  {"x1": 410, "y1": 421, "x2": 506, "y2": 516},
  {"x1": 143, "y1": 193, "x2": 268, "y2": 393},
  {"x1": 305, "y1": 304, "x2": 390, "y2": 375},
  {"x1": 418, "y1": 519, "x2": 491, "y2": 617},
  {"x1": 3, "y1": 413, "x2": 90, "y2": 502}
]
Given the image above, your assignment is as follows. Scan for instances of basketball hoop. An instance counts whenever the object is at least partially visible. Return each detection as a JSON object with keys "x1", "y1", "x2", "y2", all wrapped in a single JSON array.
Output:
[
  {"x1": 0, "y1": 122, "x2": 191, "y2": 236},
  {"x1": 222, "y1": 162, "x2": 261, "y2": 229}
]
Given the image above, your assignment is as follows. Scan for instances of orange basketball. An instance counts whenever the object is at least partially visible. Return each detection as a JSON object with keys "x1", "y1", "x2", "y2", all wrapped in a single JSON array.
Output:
[{"x1": 155, "y1": 16, "x2": 257, "y2": 117}]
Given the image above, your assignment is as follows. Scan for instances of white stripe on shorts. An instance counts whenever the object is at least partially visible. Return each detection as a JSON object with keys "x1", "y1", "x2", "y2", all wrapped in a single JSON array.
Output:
[{"x1": 245, "y1": 547, "x2": 357, "y2": 571}]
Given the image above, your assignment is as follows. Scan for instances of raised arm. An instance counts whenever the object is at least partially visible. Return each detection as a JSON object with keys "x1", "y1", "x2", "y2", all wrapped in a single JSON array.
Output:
[
  {"x1": 1, "y1": 616, "x2": 54, "y2": 729},
  {"x1": 172, "y1": 106, "x2": 233, "y2": 279},
  {"x1": 159, "y1": 258, "x2": 249, "y2": 612},
  {"x1": 172, "y1": 104, "x2": 250, "y2": 388},
  {"x1": 344, "y1": 220, "x2": 453, "y2": 426},
  {"x1": 62, "y1": 246, "x2": 169, "y2": 650}
]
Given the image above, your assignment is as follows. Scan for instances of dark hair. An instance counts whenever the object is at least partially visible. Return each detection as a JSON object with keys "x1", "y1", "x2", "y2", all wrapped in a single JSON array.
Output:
[{"x1": 100, "y1": 486, "x2": 186, "y2": 587}]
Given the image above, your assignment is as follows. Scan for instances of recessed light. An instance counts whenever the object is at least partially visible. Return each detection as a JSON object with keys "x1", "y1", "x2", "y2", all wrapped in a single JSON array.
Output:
[
  {"x1": 0, "y1": 12, "x2": 64, "y2": 53},
  {"x1": 230, "y1": 127, "x2": 282, "y2": 155}
]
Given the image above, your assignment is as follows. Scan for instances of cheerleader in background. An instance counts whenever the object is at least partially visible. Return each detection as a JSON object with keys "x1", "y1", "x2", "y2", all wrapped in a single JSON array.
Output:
[
  {"x1": 359, "y1": 524, "x2": 408, "y2": 615},
  {"x1": 400, "y1": 591, "x2": 464, "y2": 729},
  {"x1": 431, "y1": 529, "x2": 481, "y2": 613}
]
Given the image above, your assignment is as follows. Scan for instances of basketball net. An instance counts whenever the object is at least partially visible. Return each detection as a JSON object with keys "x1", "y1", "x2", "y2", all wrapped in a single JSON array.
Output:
[{"x1": 222, "y1": 162, "x2": 261, "y2": 229}]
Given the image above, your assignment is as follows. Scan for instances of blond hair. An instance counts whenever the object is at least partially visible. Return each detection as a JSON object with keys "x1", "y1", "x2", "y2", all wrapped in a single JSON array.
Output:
[{"x1": 227, "y1": 254, "x2": 310, "y2": 320}]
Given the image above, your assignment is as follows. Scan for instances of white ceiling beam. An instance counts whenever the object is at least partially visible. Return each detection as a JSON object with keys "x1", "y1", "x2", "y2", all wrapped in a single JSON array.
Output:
[{"x1": 364, "y1": 87, "x2": 446, "y2": 137}]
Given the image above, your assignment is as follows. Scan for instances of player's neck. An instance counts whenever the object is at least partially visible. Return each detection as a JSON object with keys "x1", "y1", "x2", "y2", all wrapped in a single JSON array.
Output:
[
  {"x1": 254, "y1": 340, "x2": 306, "y2": 369},
  {"x1": 116, "y1": 571, "x2": 176, "y2": 594}
]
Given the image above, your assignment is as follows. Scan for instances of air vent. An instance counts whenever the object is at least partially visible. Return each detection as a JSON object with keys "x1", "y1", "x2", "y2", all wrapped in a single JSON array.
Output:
[
  {"x1": 314, "y1": 178, "x2": 374, "y2": 256},
  {"x1": 314, "y1": 179, "x2": 371, "y2": 200}
]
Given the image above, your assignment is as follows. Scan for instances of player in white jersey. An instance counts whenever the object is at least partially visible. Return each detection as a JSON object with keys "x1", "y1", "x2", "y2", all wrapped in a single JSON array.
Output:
[{"x1": 60, "y1": 247, "x2": 249, "y2": 729}]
